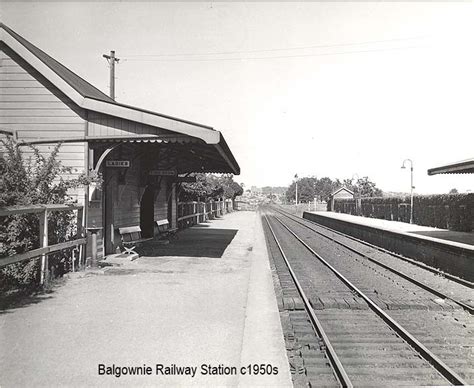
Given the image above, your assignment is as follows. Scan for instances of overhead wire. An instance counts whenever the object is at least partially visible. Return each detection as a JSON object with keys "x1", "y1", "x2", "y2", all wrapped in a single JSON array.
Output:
[
  {"x1": 121, "y1": 36, "x2": 427, "y2": 58},
  {"x1": 121, "y1": 45, "x2": 427, "y2": 62}
]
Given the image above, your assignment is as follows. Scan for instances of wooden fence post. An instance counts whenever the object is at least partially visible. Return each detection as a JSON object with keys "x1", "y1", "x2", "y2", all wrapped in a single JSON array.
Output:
[
  {"x1": 39, "y1": 209, "x2": 48, "y2": 285},
  {"x1": 76, "y1": 208, "x2": 84, "y2": 271}
]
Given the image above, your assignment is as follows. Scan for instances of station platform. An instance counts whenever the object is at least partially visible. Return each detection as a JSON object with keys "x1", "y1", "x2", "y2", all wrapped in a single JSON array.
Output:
[
  {"x1": 0, "y1": 211, "x2": 292, "y2": 387},
  {"x1": 310, "y1": 211, "x2": 474, "y2": 246},
  {"x1": 303, "y1": 211, "x2": 474, "y2": 282}
]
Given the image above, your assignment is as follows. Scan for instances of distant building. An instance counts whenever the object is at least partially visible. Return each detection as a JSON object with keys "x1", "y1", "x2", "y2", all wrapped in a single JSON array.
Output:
[
  {"x1": 328, "y1": 187, "x2": 354, "y2": 211},
  {"x1": 331, "y1": 187, "x2": 354, "y2": 199},
  {"x1": 250, "y1": 186, "x2": 262, "y2": 195}
]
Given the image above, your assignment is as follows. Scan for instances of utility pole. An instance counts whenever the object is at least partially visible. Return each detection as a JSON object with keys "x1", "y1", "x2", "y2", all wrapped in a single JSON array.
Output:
[
  {"x1": 294, "y1": 173, "x2": 298, "y2": 213},
  {"x1": 401, "y1": 159, "x2": 414, "y2": 224},
  {"x1": 102, "y1": 50, "x2": 120, "y2": 100}
]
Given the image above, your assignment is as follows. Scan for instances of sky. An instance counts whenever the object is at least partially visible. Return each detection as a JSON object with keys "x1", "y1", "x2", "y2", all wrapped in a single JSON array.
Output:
[{"x1": 2, "y1": 2, "x2": 473, "y2": 194}]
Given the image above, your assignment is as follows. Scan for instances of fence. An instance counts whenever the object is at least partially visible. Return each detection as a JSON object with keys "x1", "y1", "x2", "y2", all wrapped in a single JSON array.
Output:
[
  {"x1": 0, "y1": 204, "x2": 86, "y2": 284},
  {"x1": 333, "y1": 194, "x2": 474, "y2": 232},
  {"x1": 177, "y1": 199, "x2": 234, "y2": 229}
]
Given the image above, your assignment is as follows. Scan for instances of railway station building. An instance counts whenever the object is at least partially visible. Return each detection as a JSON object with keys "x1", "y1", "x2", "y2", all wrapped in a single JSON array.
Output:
[{"x1": 0, "y1": 24, "x2": 240, "y2": 256}]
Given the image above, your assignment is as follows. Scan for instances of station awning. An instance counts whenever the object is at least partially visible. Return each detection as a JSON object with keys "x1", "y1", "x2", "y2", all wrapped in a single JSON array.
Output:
[
  {"x1": 90, "y1": 135, "x2": 239, "y2": 175},
  {"x1": 427, "y1": 158, "x2": 474, "y2": 176},
  {"x1": 1, "y1": 23, "x2": 240, "y2": 175},
  {"x1": 22, "y1": 133, "x2": 239, "y2": 175}
]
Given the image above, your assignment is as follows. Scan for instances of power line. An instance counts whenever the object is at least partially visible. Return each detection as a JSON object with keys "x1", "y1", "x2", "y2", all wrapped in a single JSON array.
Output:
[
  {"x1": 121, "y1": 45, "x2": 426, "y2": 63},
  {"x1": 121, "y1": 36, "x2": 427, "y2": 58}
]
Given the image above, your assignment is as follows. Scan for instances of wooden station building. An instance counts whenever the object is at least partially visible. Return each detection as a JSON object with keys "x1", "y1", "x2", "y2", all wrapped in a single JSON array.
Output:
[{"x1": 0, "y1": 24, "x2": 240, "y2": 256}]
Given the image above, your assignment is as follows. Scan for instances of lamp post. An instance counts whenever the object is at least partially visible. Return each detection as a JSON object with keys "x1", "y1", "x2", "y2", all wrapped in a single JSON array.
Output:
[{"x1": 401, "y1": 159, "x2": 414, "y2": 224}]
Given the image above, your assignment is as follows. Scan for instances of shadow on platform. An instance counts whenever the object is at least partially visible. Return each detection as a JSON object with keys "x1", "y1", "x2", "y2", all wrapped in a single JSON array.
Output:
[
  {"x1": 0, "y1": 290, "x2": 55, "y2": 315},
  {"x1": 137, "y1": 227, "x2": 238, "y2": 258},
  {"x1": 410, "y1": 230, "x2": 474, "y2": 246}
]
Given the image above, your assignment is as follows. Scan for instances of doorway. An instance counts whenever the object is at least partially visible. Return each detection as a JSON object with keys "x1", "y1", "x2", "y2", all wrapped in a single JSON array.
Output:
[{"x1": 140, "y1": 186, "x2": 155, "y2": 238}]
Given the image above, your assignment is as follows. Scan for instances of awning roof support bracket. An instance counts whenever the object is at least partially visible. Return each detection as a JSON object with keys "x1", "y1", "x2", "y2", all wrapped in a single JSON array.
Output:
[{"x1": 94, "y1": 144, "x2": 122, "y2": 174}]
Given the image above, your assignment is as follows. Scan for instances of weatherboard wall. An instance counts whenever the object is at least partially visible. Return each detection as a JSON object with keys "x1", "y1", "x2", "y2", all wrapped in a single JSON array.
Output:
[{"x1": 0, "y1": 43, "x2": 87, "y2": 202}]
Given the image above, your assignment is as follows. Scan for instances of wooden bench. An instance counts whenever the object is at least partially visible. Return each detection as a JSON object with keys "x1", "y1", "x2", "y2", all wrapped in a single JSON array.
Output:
[
  {"x1": 118, "y1": 226, "x2": 153, "y2": 256},
  {"x1": 156, "y1": 219, "x2": 178, "y2": 240}
]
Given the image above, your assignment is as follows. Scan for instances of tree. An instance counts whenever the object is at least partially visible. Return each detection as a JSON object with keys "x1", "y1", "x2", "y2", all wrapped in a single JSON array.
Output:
[
  {"x1": 314, "y1": 177, "x2": 341, "y2": 202},
  {"x1": 342, "y1": 178, "x2": 355, "y2": 191},
  {"x1": 449, "y1": 188, "x2": 459, "y2": 194},
  {"x1": 229, "y1": 181, "x2": 244, "y2": 199},
  {"x1": 356, "y1": 176, "x2": 383, "y2": 197},
  {"x1": 341, "y1": 176, "x2": 383, "y2": 197},
  {"x1": 178, "y1": 173, "x2": 242, "y2": 201},
  {"x1": 285, "y1": 176, "x2": 342, "y2": 203},
  {"x1": 0, "y1": 137, "x2": 93, "y2": 290},
  {"x1": 286, "y1": 177, "x2": 316, "y2": 203},
  {"x1": 285, "y1": 175, "x2": 383, "y2": 204}
]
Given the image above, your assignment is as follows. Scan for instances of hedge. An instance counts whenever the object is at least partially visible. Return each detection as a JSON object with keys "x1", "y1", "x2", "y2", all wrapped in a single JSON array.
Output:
[{"x1": 332, "y1": 194, "x2": 474, "y2": 232}]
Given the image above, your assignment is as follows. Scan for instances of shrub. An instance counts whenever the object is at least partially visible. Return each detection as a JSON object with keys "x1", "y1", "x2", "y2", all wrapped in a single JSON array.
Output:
[
  {"x1": 333, "y1": 194, "x2": 474, "y2": 232},
  {"x1": 0, "y1": 137, "x2": 92, "y2": 290}
]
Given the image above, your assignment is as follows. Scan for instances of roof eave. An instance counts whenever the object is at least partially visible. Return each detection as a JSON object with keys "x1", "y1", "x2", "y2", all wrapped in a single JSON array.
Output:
[
  {"x1": 428, "y1": 160, "x2": 474, "y2": 175},
  {"x1": 1, "y1": 26, "x2": 219, "y2": 145},
  {"x1": 1, "y1": 24, "x2": 239, "y2": 174},
  {"x1": 214, "y1": 143, "x2": 240, "y2": 175},
  {"x1": 82, "y1": 98, "x2": 220, "y2": 144}
]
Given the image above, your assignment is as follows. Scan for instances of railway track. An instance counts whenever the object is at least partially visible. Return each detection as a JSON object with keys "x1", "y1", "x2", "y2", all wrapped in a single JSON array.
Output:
[
  {"x1": 262, "y1": 207, "x2": 473, "y2": 386},
  {"x1": 273, "y1": 206, "x2": 474, "y2": 312}
]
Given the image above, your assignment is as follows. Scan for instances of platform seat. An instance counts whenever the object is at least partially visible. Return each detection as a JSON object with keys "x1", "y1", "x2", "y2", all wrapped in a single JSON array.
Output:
[
  {"x1": 118, "y1": 226, "x2": 153, "y2": 257},
  {"x1": 156, "y1": 219, "x2": 178, "y2": 240}
]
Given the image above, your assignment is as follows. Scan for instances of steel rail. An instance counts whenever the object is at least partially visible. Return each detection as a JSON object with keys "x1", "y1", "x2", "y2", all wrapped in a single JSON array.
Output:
[
  {"x1": 263, "y1": 213, "x2": 353, "y2": 388},
  {"x1": 272, "y1": 207, "x2": 474, "y2": 315},
  {"x1": 271, "y1": 213, "x2": 467, "y2": 386},
  {"x1": 275, "y1": 206, "x2": 473, "y2": 289}
]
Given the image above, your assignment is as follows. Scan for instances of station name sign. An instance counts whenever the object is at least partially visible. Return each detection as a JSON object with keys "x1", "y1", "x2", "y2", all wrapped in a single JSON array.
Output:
[
  {"x1": 106, "y1": 160, "x2": 130, "y2": 168},
  {"x1": 149, "y1": 170, "x2": 177, "y2": 176}
]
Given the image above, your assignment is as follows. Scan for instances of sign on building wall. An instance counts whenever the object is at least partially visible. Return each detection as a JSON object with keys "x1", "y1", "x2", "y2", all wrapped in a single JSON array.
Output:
[
  {"x1": 105, "y1": 160, "x2": 130, "y2": 168},
  {"x1": 149, "y1": 170, "x2": 177, "y2": 176}
]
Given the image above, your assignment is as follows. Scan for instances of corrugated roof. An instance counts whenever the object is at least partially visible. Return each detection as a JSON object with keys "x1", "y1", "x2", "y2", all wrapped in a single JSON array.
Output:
[
  {"x1": 0, "y1": 23, "x2": 240, "y2": 174},
  {"x1": 0, "y1": 23, "x2": 215, "y2": 131},
  {"x1": 427, "y1": 158, "x2": 474, "y2": 176}
]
